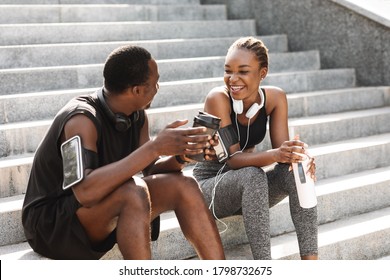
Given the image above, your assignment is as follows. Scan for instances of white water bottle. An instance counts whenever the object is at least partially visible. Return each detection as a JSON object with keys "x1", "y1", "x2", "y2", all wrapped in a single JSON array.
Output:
[{"x1": 292, "y1": 153, "x2": 317, "y2": 208}]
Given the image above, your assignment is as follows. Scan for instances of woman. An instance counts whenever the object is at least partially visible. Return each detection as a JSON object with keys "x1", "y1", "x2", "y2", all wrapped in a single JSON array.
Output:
[{"x1": 192, "y1": 37, "x2": 318, "y2": 260}]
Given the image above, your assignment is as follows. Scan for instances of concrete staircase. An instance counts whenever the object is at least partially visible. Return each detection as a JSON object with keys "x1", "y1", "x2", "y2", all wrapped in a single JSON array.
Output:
[{"x1": 1, "y1": 0, "x2": 389, "y2": 260}]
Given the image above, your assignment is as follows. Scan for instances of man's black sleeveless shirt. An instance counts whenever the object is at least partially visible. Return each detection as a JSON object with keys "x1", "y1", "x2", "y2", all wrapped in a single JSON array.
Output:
[{"x1": 22, "y1": 91, "x2": 145, "y2": 228}]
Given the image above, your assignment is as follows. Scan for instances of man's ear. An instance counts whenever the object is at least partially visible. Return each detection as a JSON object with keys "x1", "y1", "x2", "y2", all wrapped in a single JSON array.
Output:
[
  {"x1": 131, "y1": 86, "x2": 140, "y2": 94},
  {"x1": 131, "y1": 85, "x2": 142, "y2": 96}
]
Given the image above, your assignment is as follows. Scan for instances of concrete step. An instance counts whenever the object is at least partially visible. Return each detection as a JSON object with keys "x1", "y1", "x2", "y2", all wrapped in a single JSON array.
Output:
[
  {"x1": 2, "y1": 85, "x2": 387, "y2": 125},
  {"x1": 0, "y1": 0, "x2": 201, "y2": 4},
  {"x1": 0, "y1": 67, "x2": 355, "y2": 96},
  {"x1": 1, "y1": 129, "x2": 389, "y2": 203},
  {"x1": 289, "y1": 106, "x2": 390, "y2": 145},
  {"x1": 2, "y1": 174, "x2": 389, "y2": 259},
  {"x1": 0, "y1": 241, "x2": 48, "y2": 260},
  {"x1": 269, "y1": 166, "x2": 390, "y2": 237},
  {"x1": 149, "y1": 85, "x2": 390, "y2": 124},
  {"x1": 309, "y1": 133, "x2": 390, "y2": 180},
  {"x1": 0, "y1": 4, "x2": 227, "y2": 24},
  {"x1": 0, "y1": 120, "x2": 51, "y2": 157},
  {"x1": 0, "y1": 35, "x2": 289, "y2": 69},
  {"x1": 252, "y1": 129, "x2": 390, "y2": 189},
  {"x1": 0, "y1": 195, "x2": 26, "y2": 247},
  {"x1": 0, "y1": 19, "x2": 256, "y2": 46},
  {"x1": 3, "y1": 102, "x2": 389, "y2": 158},
  {"x1": 148, "y1": 104, "x2": 390, "y2": 143},
  {"x1": 272, "y1": 206, "x2": 390, "y2": 260},
  {"x1": 195, "y1": 205, "x2": 390, "y2": 260},
  {"x1": 0, "y1": 154, "x2": 33, "y2": 198},
  {"x1": 287, "y1": 86, "x2": 390, "y2": 117},
  {"x1": 0, "y1": 85, "x2": 390, "y2": 127},
  {"x1": 0, "y1": 51, "x2": 320, "y2": 86}
]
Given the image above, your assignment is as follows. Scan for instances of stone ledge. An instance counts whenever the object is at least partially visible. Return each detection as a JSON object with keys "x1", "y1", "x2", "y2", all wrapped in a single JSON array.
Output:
[{"x1": 331, "y1": 0, "x2": 390, "y2": 27}]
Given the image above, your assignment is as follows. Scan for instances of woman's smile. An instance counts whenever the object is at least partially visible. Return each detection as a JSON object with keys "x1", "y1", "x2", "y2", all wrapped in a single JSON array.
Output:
[{"x1": 229, "y1": 85, "x2": 245, "y2": 97}]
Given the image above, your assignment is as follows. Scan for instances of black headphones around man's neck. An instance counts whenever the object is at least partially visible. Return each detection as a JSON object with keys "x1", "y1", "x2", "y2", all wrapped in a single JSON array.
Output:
[{"x1": 97, "y1": 88, "x2": 139, "y2": 132}]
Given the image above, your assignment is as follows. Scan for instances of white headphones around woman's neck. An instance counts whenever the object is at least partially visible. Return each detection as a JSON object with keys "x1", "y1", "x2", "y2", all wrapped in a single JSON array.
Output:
[{"x1": 232, "y1": 89, "x2": 265, "y2": 119}]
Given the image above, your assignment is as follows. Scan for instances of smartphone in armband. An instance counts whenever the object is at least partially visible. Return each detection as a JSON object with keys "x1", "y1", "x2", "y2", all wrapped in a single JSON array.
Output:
[
  {"x1": 214, "y1": 125, "x2": 238, "y2": 163},
  {"x1": 61, "y1": 135, "x2": 84, "y2": 190},
  {"x1": 213, "y1": 131, "x2": 229, "y2": 162}
]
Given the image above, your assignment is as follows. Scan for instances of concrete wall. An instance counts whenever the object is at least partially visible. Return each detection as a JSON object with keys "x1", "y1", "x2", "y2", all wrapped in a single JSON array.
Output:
[{"x1": 202, "y1": 0, "x2": 389, "y2": 87}]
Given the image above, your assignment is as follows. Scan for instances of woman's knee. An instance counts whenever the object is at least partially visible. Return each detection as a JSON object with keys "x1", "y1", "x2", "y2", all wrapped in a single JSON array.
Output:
[
  {"x1": 238, "y1": 167, "x2": 267, "y2": 189},
  {"x1": 274, "y1": 163, "x2": 296, "y2": 193},
  {"x1": 242, "y1": 166, "x2": 266, "y2": 177}
]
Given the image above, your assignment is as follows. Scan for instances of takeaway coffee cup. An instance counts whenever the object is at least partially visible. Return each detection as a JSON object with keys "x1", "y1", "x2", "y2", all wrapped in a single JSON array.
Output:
[{"x1": 187, "y1": 111, "x2": 221, "y2": 162}]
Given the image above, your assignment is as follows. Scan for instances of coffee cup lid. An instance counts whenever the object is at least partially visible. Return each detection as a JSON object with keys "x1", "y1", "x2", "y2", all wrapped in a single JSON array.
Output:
[{"x1": 194, "y1": 111, "x2": 221, "y2": 129}]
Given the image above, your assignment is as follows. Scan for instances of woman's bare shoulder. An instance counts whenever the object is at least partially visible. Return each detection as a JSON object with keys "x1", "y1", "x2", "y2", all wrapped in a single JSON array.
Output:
[
  {"x1": 206, "y1": 86, "x2": 229, "y2": 100},
  {"x1": 262, "y1": 85, "x2": 286, "y2": 95}
]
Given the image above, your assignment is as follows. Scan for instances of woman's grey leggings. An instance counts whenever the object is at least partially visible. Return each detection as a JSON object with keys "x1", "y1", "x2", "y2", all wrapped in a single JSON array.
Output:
[{"x1": 192, "y1": 161, "x2": 318, "y2": 259}]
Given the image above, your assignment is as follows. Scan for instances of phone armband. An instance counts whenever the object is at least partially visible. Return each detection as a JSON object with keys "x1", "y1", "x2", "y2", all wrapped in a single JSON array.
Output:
[
  {"x1": 61, "y1": 135, "x2": 84, "y2": 190},
  {"x1": 214, "y1": 125, "x2": 239, "y2": 162}
]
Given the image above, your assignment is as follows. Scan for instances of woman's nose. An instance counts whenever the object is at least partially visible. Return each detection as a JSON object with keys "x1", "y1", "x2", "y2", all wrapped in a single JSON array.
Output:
[{"x1": 229, "y1": 73, "x2": 238, "y2": 82}]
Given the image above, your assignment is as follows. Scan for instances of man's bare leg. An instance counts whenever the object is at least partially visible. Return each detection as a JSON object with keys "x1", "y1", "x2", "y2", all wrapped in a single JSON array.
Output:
[
  {"x1": 145, "y1": 173, "x2": 225, "y2": 260},
  {"x1": 76, "y1": 177, "x2": 152, "y2": 259}
]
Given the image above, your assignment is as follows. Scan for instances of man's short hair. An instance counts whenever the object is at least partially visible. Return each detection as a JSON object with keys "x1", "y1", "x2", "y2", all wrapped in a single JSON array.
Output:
[{"x1": 103, "y1": 45, "x2": 152, "y2": 93}]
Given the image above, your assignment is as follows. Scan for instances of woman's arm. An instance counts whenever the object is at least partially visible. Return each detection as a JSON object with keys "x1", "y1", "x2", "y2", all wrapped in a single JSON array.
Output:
[{"x1": 203, "y1": 87, "x2": 308, "y2": 169}]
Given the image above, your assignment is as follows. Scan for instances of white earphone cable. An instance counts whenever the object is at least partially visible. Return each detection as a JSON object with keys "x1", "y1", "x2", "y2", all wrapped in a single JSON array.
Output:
[{"x1": 209, "y1": 112, "x2": 252, "y2": 234}]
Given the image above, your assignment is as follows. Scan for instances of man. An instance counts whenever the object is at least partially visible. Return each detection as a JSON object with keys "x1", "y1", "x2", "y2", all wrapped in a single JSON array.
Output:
[{"x1": 22, "y1": 45, "x2": 225, "y2": 260}]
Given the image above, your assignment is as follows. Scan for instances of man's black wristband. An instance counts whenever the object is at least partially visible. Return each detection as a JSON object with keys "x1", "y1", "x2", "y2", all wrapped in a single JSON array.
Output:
[{"x1": 175, "y1": 155, "x2": 188, "y2": 164}]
